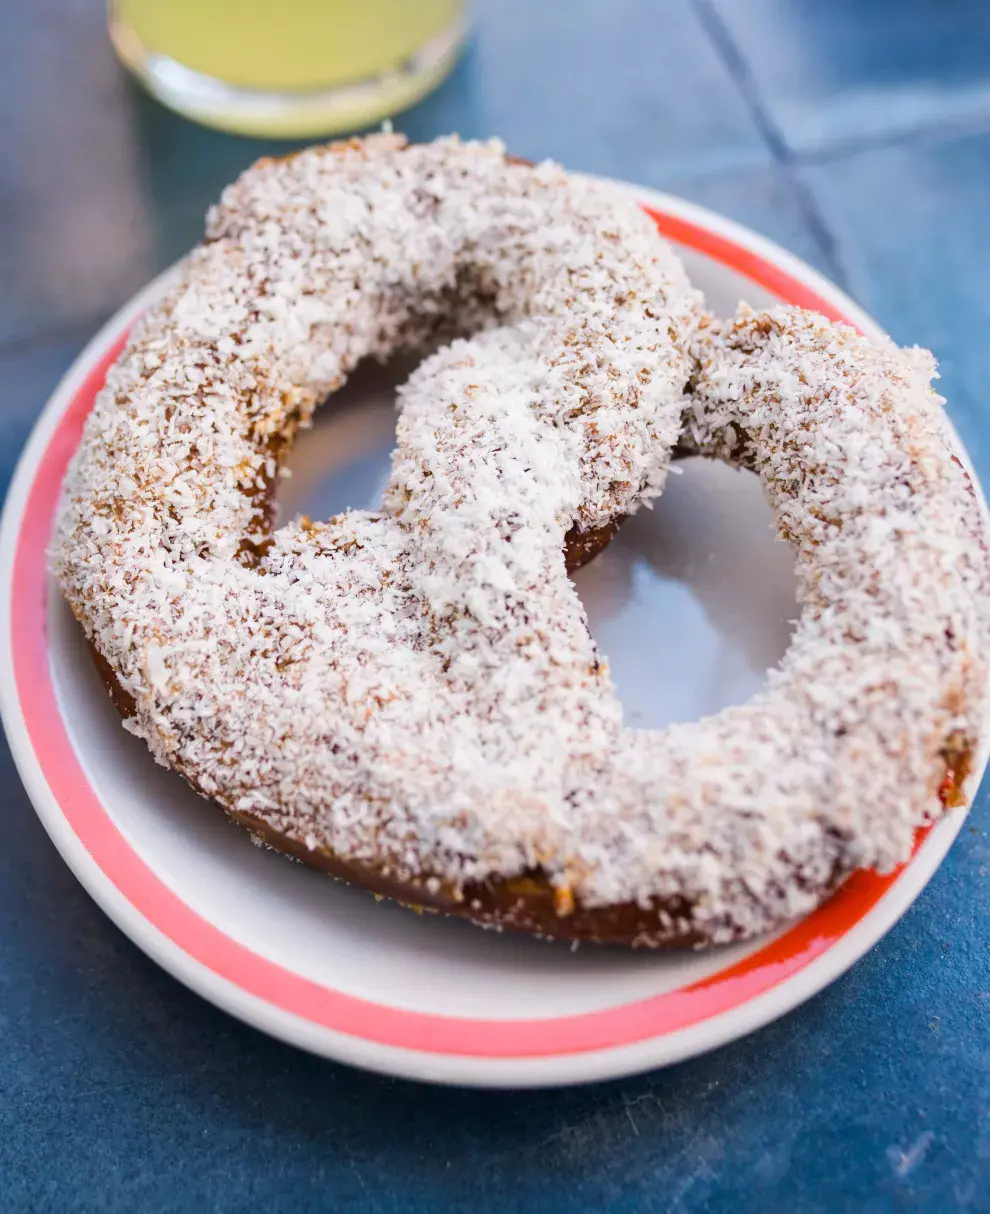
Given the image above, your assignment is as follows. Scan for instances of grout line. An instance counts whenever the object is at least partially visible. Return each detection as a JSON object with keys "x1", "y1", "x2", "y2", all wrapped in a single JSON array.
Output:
[
  {"x1": 694, "y1": 0, "x2": 990, "y2": 169},
  {"x1": 689, "y1": 0, "x2": 852, "y2": 292},
  {"x1": 792, "y1": 106, "x2": 990, "y2": 167},
  {"x1": 689, "y1": 0, "x2": 790, "y2": 164},
  {"x1": 787, "y1": 175, "x2": 853, "y2": 294}
]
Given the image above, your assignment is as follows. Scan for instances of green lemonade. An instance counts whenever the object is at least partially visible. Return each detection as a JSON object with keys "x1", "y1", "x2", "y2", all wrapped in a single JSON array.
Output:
[{"x1": 111, "y1": 0, "x2": 465, "y2": 135}]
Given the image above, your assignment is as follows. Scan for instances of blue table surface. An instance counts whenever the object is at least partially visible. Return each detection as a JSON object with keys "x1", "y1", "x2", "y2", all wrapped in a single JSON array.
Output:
[{"x1": 2, "y1": 1, "x2": 989, "y2": 1210}]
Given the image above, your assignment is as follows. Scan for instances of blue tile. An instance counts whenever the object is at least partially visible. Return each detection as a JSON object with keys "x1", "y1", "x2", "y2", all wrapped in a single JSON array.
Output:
[
  {"x1": 0, "y1": 1, "x2": 301, "y2": 348},
  {"x1": 0, "y1": 333, "x2": 89, "y2": 488},
  {"x1": 0, "y1": 3, "x2": 207, "y2": 348},
  {"x1": 0, "y1": 771, "x2": 987, "y2": 1212},
  {"x1": 404, "y1": 0, "x2": 770, "y2": 183},
  {"x1": 801, "y1": 128, "x2": 990, "y2": 468},
  {"x1": 667, "y1": 163, "x2": 843, "y2": 282},
  {"x1": 710, "y1": 0, "x2": 990, "y2": 156}
]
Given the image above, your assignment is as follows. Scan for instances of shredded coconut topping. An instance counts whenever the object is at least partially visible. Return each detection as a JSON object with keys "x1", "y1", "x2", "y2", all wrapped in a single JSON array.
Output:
[{"x1": 53, "y1": 135, "x2": 988, "y2": 943}]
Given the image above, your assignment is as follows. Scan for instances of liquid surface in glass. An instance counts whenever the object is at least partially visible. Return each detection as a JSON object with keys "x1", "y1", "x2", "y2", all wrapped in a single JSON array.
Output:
[{"x1": 114, "y1": 0, "x2": 463, "y2": 92}]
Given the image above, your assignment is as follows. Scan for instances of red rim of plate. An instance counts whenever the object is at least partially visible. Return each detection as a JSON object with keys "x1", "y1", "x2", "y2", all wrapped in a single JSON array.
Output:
[{"x1": 5, "y1": 205, "x2": 938, "y2": 1060}]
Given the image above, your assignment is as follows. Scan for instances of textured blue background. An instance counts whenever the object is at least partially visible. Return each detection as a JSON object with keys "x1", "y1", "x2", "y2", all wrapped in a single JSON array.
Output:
[{"x1": 1, "y1": 1, "x2": 989, "y2": 1209}]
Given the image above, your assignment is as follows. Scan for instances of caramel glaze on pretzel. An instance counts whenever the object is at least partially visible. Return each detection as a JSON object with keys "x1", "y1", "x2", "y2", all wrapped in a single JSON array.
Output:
[{"x1": 57, "y1": 136, "x2": 988, "y2": 947}]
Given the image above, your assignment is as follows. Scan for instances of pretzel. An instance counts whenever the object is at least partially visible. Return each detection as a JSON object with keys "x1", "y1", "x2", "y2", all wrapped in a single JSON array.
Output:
[{"x1": 55, "y1": 137, "x2": 987, "y2": 946}]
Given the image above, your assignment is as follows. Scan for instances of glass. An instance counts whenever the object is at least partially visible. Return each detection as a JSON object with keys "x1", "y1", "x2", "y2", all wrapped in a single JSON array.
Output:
[{"x1": 109, "y1": 0, "x2": 467, "y2": 138}]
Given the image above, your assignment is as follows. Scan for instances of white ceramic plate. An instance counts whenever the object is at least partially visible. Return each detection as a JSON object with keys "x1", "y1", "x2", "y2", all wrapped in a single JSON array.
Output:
[{"x1": 2, "y1": 181, "x2": 986, "y2": 1088}]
